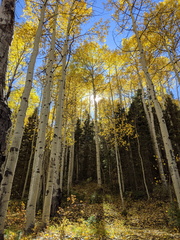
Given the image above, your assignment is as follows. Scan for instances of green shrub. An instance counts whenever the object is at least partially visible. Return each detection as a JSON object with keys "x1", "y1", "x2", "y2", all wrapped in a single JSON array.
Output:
[{"x1": 168, "y1": 202, "x2": 180, "y2": 231}]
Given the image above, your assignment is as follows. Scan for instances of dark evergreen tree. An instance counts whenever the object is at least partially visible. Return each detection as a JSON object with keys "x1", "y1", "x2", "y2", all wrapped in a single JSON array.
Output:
[
  {"x1": 99, "y1": 134, "x2": 111, "y2": 186},
  {"x1": 12, "y1": 108, "x2": 38, "y2": 198},
  {"x1": 74, "y1": 114, "x2": 96, "y2": 181},
  {"x1": 126, "y1": 89, "x2": 155, "y2": 195},
  {"x1": 74, "y1": 118, "x2": 83, "y2": 182},
  {"x1": 164, "y1": 96, "x2": 180, "y2": 169}
]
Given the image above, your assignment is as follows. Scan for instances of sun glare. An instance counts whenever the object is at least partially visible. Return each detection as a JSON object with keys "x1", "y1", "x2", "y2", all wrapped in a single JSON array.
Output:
[{"x1": 90, "y1": 94, "x2": 102, "y2": 103}]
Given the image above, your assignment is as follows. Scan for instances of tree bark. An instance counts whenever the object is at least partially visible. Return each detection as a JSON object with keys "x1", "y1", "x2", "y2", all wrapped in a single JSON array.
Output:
[
  {"x1": 135, "y1": 123, "x2": 150, "y2": 200},
  {"x1": 0, "y1": 0, "x2": 15, "y2": 194},
  {"x1": 42, "y1": 1, "x2": 76, "y2": 222},
  {"x1": 92, "y1": 78, "x2": 102, "y2": 186},
  {"x1": 0, "y1": 1, "x2": 47, "y2": 237},
  {"x1": 21, "y1": 118, "x2": 38, "y2": 199},
  {"x1": 25, "y1": 1, "x2": 56, "y2": 232},
  {"x1": 147, "y1": 97, "x2": 167, "y2": 187},
  {"x1": 109, "y1": 80, "x2": 124, "y2": 205},
  {"x1": 128, "y1": 0, "x2": 180, "y2": 208},
  {"x1": 0, "y1": 0, "x2": 15, "y2": 99},
  {"x1": 137, "y1": 69, "x2": 167, "y2": 188},
  {"x1": 67, "y1": 128, "x2": 75, "y2": 195}
]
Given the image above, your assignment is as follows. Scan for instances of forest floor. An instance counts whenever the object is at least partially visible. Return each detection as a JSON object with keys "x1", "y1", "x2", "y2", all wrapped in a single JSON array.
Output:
[{"x1": 4, "y1": 182, "x2": 180, "y2": 240}]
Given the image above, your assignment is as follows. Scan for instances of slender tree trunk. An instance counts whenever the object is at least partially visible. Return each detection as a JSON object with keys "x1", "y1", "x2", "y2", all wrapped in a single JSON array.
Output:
[
  {"x1": 137, "y1": 70, "x2": 167, "y2": 188},
  {"x1": 21, "y1": 121, "x2": 37, "y2": 199},
  {"x1": 115, "y1": 67, "x2": 123, "y2": 106},
  {"x1": 43, "y1": 39, "x2": 67, "y2": 218},
  {"x1": 115, "y1": 140, "x2": 124, "y2": 205},
  {"x1": 60, "y1": 139, "x2": 66, "y2": 191},
  {"x1": 25, "y1": 1, "x2": 57, "y2": 232},
  {"x1": 117, "y1": 148, "x2": 125, "y2": 193},
  {"x1": 42, "y1": 1, "x2": 75, "y2": 222},
  {"x1": 67, "y1": 129, "x2": 75, "y2": 195},
  {"x1": 128, "y1": 1, "x2": 180, "y2": 208},
  {"x1": 109, "y1": 80, "x2": 124, "y2": 205},
  {"x1": 135, "y1": 124, "x2": 150, "y2": 200},
  {"x1": 147, "y1": 98, "x2": 167, "y2": 187},
  {"x1": 92, "y1": 79, "x2": 102, "y2": 186},
  {"x1": 0, "y1": 2, "x2": 47, "y2": 238},
  {"x1": 164, "y1": 40, "x2": 180, "y2": 85},
  {"x1": 64, "y1": 145, "x2": 69, "y2": 184}
]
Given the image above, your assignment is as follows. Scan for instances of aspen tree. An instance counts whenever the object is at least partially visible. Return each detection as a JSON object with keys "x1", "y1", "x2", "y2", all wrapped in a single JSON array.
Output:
[
  {"x1": 67, "y1": 123, "x2": 75, "y2": 195},
  {"x1": 135, "y1": 123, "x2": 150, "y2": 199},
  {"x1": 92, "y1": 78, "x2": 102, "y2": 186},
  {"x1": 42, "y1": 0, "x2": 92, "y2": 221},
  {"x1": 105, "y1": 51, "x2": 127, "y2": 193},
  {"x1": 136, "y1": 66, "x2": 167, "y2": 188},
  {"x1": 21, "y1": 113, "x2": 38, "y2": 199},
  {"x1": 0, "y1": 0, "x2": 47, "y2": 238},
  {"x1": 65, "y1": 79, "x2": 79, "y2": 192},
  {"x1": 73, "y1": 42, "x2": 108, "y2": 187},
  {"x1": 146, "y1": 0, "x2": 180, "y2": 84},
  {"x1": 147, "y1": 96, "x2": 168, "y2": 187},
  {"x1": 125, "y1": 0, "x2": 180, "y2": 208},
  {"x1": 109, "y1": 0, "x2": 180, "y2": 206},
  {"x1": 108, "y1": 80, "x2": 124, "y2": 206},
  {"x1": 42, "y1": 0, "x2": 76, "y2": 223},
  {"x1": 25, "y1": 0, "x2": 58, "y2": 232},
  {"x1": 0, "y1": 0, "x2": 15, "y2": 189},
  {"x1": 60, "y1": 129, "x2": 67, "y2": 191}
]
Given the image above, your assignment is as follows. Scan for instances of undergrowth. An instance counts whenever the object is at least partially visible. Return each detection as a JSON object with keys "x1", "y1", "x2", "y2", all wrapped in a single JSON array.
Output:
[{"x1": 4, "y1": 183, "x2": 180, "y2": 239}]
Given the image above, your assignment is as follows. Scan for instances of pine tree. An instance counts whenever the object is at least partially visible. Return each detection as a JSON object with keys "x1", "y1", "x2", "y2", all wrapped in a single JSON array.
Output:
[
  {"x1": 74, "y1": 118, "x2": 83, "y2": 182},
  {"x1": 127, "y1": 90, "x2": 154, "y2": 194},
  {"x1": 12, "y1": 108, "x2": 38, "y2": 199},
  {"x1": 164, "y1": 96, "x2": 180, "y2": 166},
  {"x1": 77, "y1": 114, "x2": 96, "y2": 181}
]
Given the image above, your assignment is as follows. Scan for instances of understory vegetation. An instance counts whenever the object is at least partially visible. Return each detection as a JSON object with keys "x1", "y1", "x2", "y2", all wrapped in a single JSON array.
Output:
[{"x1": 4, "y1": 183, "x2": 180, "y2": 240}]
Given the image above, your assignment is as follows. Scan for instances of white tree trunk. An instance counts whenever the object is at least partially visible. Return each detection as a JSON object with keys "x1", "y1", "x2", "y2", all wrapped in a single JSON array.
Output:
[
  {"x1": 42, "y1": 1, "x2": 75, "y2": 222},
  {"x1": 164, "y1": 40, "x2": 180, "y2": 85},
  {"x1": 0, "y1": 1, "x2": 47, "y2": 237},
  {"x1": 137, "y1": 71, "x2": 167, "y2": 188},
  {"x1": 147, "y1": 98, "x2": 167, "y2": 187},
  {"x1": 128, "y1": 1, "x2": 180, "y2": 208},
  {"x1": 92, "y1": 79, "x2": 102, "y2": 186},
  {"x1": 25, "y1": 1, "x2": 57, "y2": 231},
  {"x1": 60, "y1": 138, "x2": 66, "y2": 191},
  {"x1": 21, "y1": 117, "x2": 38, "y2": 199},
  {"x1": 109, "y1": 81, "x2": 124, "y2": 205},
  {"x1": 135, "y1": 125, "x2": 150, "y2": 199},
  {"x1": 67, "y1": 128, "x2": 75, "y2": 195}
]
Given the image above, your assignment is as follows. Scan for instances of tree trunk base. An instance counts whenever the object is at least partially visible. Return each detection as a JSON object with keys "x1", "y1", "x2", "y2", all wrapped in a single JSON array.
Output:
[
  {"x1": 50, "y1": 188, "x2": 62, "y2": 217},
  {"x1": 0, "y1": 233, "x2": 4, "y2": 240}
]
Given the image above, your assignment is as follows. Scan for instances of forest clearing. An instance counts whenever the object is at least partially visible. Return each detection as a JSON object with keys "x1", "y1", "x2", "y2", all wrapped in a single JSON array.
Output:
[{"x1": 0, "y1": 0, "x2": 180, "y2": 239}]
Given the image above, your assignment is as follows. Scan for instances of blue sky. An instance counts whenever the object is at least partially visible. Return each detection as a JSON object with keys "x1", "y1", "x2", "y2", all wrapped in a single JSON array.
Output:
[
  {"x1": 10, "y1": 0, "x2": 179, "y2": 98},
  {"x1": 13, "y1": 0, "x2": 165, "y2": 51},
  {"x1": 15, "y1": 0, "x2": 25, "y2": 21},
  {"x1": 14, "y1": 0, "x2": 118, "y2": 50}
]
